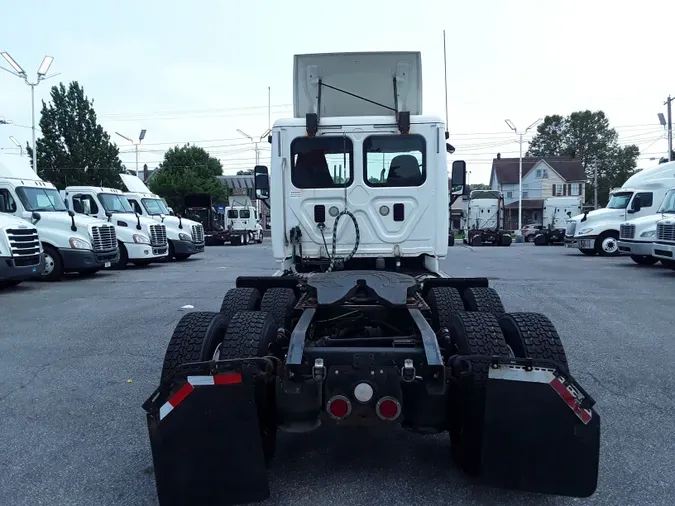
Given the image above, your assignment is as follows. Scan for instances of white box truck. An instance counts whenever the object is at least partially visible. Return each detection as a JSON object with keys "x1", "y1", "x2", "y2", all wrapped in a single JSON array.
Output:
[
  {"x1": 565, "y1": 161, "x2": 675, "y2": 256},
  {"x1": 0, "y1": 154, "x2": 118, "y2": 280}
]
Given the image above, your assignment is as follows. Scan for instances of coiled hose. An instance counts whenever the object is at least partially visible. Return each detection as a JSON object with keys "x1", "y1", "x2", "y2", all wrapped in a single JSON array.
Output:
[{"x1": 289, "y1": 210, "x2": 360, "y2": 278}]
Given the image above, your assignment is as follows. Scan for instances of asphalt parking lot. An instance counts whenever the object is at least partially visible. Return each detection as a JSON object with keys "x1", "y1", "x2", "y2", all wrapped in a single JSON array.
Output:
[{"x1": 1, "y1": 242, "x2": 673, "y2": 506}]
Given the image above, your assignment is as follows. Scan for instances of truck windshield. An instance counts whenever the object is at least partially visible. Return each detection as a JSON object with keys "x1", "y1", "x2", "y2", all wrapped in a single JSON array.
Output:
[
  {"x1": 227, "y1": 210, "x2": 238, "y2": 218},
  {"x1": 658, "y1": 190, "x2": 675, "y2": 214},
  {"x1": 99, "y1": 193, "x2": 134, "y2": 213},
  {"x1": 364, "y1": 134, "x2": 425, "y2": 187},
  {"x1": 607, "y1": 192, "x2": 632, "y2": 209},
  {"x1": 142, "y1": 198, "x2": 170, "y2": 215},
  {"x1": 16, "y1": 187, "x2": 67, "y2": 212}
]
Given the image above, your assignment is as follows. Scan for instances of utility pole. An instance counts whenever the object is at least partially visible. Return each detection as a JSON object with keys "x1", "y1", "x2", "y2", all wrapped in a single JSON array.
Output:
[{"x1": 667, "y1": 95, "x2": 673, "y2": 162}]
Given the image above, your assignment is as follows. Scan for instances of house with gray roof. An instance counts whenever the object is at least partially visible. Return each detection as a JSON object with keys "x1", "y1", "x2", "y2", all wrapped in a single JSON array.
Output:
[{"x1": 489, "y1": 154, "x2": 587, "y2": 229}]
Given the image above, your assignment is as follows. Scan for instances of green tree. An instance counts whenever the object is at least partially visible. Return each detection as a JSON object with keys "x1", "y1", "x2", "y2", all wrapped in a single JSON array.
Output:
[
  {"x1": 526, "y1": 110, "x2": 640, "y2": 207},
  {"x1": 468, "y1": 183, "x2": 490, "y2": 191},
  {"x1": 26, "y1": 81, "x2": 125, "y2": 189},
  {"x1": 148, "y1": 145, "x2": 228, "y2": 214}
]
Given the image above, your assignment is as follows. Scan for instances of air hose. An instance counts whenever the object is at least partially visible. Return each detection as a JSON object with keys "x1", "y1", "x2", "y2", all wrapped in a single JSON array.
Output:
[{"x1": 288, "y1": 210, "x2": 360, "y2": 277}]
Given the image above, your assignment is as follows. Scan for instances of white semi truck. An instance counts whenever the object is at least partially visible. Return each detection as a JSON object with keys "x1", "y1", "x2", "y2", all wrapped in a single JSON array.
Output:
[
  {"x1": 143, "y1": 51, "x2": 599, "y2": 505},
  {"x1": 118, "y1": 174, "x2": 205, "y2": 261},
  {"x1": 651, "y1": 187, "x2": 675, "y2": 270},
  {"x1": 0, "y1": 155, "x2": 118, "y2": 280},
  {"x1": 533, "y1": 196, "x2": 582, "y2": 246},
  {"x1": 463, "y1": 190, "x2": 512, "y2": 246},
  {"x1": 225, "y1": 196, "x2": 263, "y2": 245},
  {"x1": 0, "y1": 212, "x2": 45, "y2": 288},
  {"x1": 61, "y1": 186, "x2": 168, "y2": 268},
  {"x1": 565, "y1": 161, "x2": 675, "y2": 256}
]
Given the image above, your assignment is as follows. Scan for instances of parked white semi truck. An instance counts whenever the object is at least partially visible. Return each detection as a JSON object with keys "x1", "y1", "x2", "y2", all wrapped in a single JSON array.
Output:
[
  {"x1": 533, "y1": 196, "x2": 582, "y2": 246},
  {"x1": 118, "y1": 174, "x2": 205, "y2": 260},
  {"x1": 61, "y1": 186, "x2": 168, "y2": 268},
  {"x1": 463, "y1": 190, "x2": 512, "y2": 246},
  {"x1": 0, "y1": 155, "x2": 118, "y2": 280},
  {"x1": 565, "y1": 161, "x2": 675, "y2": 256},
  {"x1": 617, "y1": 186, "x2": 675, "y2": 265},
  {"x1": 0, "y1": 212, "x2": 45, "y2": 288},
  {"x1": 225, "y1": 196, "x2": 263, "y2": 245},
  {"x1": 651, "y1": 187, "x2": 675, "y2": 270}
]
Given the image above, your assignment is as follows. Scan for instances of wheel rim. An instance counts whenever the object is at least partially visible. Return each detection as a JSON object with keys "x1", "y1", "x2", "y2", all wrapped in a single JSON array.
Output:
[
  {"x1": 212, "y1": 343, "x2": 221, "y2": 361},
  {"x1": 602, "y1": 237, "x2": 618, "y2": 254},
  {"x1": 42, "y1": 252, "x2": 55, "y2": 276}
]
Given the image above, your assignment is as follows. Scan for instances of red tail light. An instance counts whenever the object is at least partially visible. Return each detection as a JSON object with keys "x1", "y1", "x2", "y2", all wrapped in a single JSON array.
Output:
[
  {"x1": 327, "y1": 395, "x2": 352, "y2": 420},
  {"x1": 376, "y1": 396, "x2": 401, "y2": 421}
]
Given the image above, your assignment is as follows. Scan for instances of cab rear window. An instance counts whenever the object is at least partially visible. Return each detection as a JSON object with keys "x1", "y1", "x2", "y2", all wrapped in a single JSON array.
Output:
[
  {"x1": 291, "y1": 136, "x2": 353, "y2": 188},
  {"x1": 363, "y1": 135, "x2": 426, "y2": 187}
]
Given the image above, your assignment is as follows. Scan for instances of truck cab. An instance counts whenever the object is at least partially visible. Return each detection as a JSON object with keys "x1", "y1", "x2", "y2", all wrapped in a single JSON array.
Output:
[
  {"x1": 118, "y1": 174, "x2": 205, "y2": 261},
  {"x1": 0, "y1": 212, "x2": 45, "y2": 288},
  {"x1": 565, "y1": 161, "x2": 675, "y2": 256},
  {"x1": 651, "y1": 187, "x2": 675, "y2": 270},
  {"x1": 463, "y1": 190, "x2": 511, "y2": 246},
  {"x1": 61, "y1": 186, "x2": 168, "y2": 267},
  {"x1": 225, "y1": 196, "x2": 263, "y2": 245},
  {"x1": 0, "y1": 155, "x2": 118, "y2": 280},
  {"x1": 533, "y1": 196, "x2": 581, "y2": 245}
]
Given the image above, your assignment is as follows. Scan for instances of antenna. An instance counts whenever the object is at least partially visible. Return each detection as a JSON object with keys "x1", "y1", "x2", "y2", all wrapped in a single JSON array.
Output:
[{"x1": 443, "y1": 30, "x2": 449, "y2": 136}]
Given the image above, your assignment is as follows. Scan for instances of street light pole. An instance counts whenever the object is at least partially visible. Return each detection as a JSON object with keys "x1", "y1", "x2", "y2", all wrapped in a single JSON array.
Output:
[
  {"x1": 236, "y1": 128, "x2": 271, "y2": 167},
  {"x1": 505, "y1": 118, "x2": 542, "y2": 234},
  {"x1": 1, "y1": 52, "x2": 58, "y2": 173},
  {"x1": 115, "y1": 129, "x2": 147, "y2": 175}
]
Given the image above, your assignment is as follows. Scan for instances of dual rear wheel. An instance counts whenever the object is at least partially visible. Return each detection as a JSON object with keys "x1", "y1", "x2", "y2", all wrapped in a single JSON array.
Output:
[
  {"x1": 425, "y1": 286, "x2": 569, "y2": 474},
  {"x1": 161, "y1": 286, "x2": 298, "y2": 464}
]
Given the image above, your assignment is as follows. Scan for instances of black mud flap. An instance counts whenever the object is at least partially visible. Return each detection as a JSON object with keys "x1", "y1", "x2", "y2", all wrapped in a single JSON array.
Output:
[
  {"x1": 145, "y1": 370, "x2": 269, "y2": 506},
  {"x1": 480, "y1": 363, "x2": 600, "y2": 498}
]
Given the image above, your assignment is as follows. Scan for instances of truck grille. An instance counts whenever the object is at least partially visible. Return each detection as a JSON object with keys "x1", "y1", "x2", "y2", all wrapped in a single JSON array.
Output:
[
  {"x1": 191, "y1": 224, "x2": 204, "y2": 243},
  {"x1": 620, "y1": 224, "x2": 635, "y2": 239},
  {"x1": 91, "y1": 224, "x2": 117, "y2": 252},
  {"x1": 566, "y1": 221, "x2": 577, "y2": 236},
  {"x1": 5, "y1": 227, "x2": 41, "y2": 260},
  {"x1": 149, "y1": 224, "x2": 167, "y2": 246},
  {"x1": 656, "y1": 222, "x2": 675, "y2": 242}
]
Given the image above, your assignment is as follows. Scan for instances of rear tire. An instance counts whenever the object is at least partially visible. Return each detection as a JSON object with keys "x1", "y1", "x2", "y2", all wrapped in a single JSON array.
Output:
[
  {"x1": 630, "y1": 255, "x2": 658, "y2": 266},
  {"x1": 220, "y1": 311, "x2": 278, "y2": 463},
  {"x1": 448, "y1": 235, "x2": 455, "y2": 246},
  {"x1": 471, "y1": 234, "x2": 482, "y2": 246},
  {"x1": 160, "y1": 311, "x2": 228, "y2": 382},
  {"x1": 447, "y1": 311, "x2": 511, "y2": 475},
  {"x1": 500, "y1": 234, "x2": 512, "y2": 246},
  {"x1": 534, "y1": 234, "x2": 548, "y2": 246},
  {"x1": 462, "y1": 287, "x2": 505, "y2": 316},
  {"x1": 498, "y1": 312, "x2": 569, "y2": 373},
  {"x1": 260, "y1": 288, "x2": 297, "y2": 331},
  {"x1": 426, "y1": 287, "x2": 465, "y2": 332},
  {"x1": 112, "y1": 242, "x2": 128, "y2": 270},
  {"x1": 219, "y1": 287, "x2": 261, "y2": 326}
]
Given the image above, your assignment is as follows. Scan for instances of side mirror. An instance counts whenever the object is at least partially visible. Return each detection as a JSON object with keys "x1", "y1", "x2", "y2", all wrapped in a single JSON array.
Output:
[
  {"x1": 629, "y1": 195, "x2": 641, "y2": 213},
  {"x1": 31, "y1": 211, "x2": 41, "y2": 224},
  {"x1": 450, "y1": 160, "x2": 466, "y2": 195},
  {"x1": 254, "y1": 165, "x2": 270, "y2": 200},
  {"x1": 446, "y1": 143, "x2": 456, "y2": 154}
]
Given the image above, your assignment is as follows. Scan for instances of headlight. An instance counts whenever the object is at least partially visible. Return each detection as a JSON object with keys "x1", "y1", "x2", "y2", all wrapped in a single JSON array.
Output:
[
  {"x1": 132, "y1": 234, "x2": 150, "y2": 244},
  {"x1": 69, "y1": 237, "x2": 92, "y2": 250},
  {"x1": 577, "y1": 228, "x2": 593, "y2": 235},
  {"x1": 179, "y1": 233, "x2": 191, "y2": 241},
  {"x1": 640, "y1": 229, "x2": 656, "y2": 238}
]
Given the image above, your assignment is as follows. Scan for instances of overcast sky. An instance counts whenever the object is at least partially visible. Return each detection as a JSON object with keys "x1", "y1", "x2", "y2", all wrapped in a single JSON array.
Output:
[{"x1": 2, "y1": 0, "x2": 674, "y2": 184}]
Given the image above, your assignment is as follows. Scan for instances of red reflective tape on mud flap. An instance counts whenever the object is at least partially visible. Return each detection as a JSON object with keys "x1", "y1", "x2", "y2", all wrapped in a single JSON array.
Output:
[
  {"x1": 158, "y1": 373, "x2": 243, "y2": 421},
  {"x1": 549, "y1": 377, "x2": 593, "y2": 425}
]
